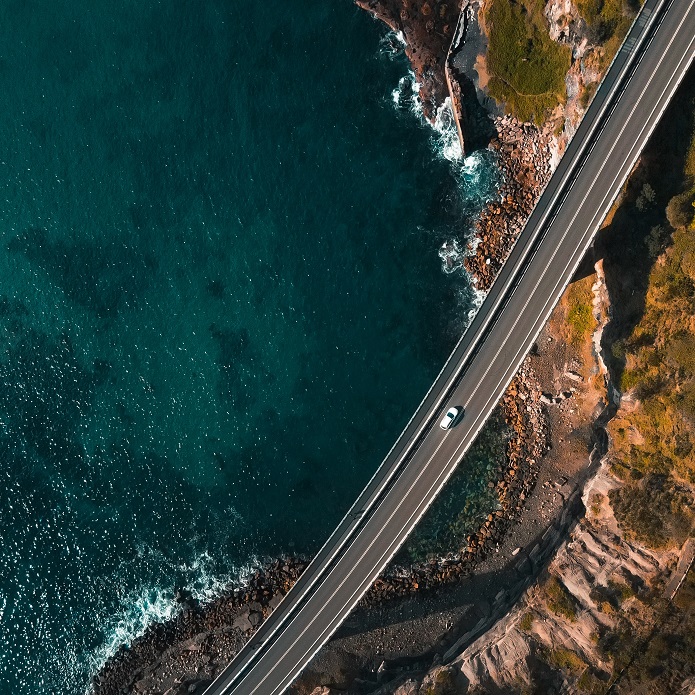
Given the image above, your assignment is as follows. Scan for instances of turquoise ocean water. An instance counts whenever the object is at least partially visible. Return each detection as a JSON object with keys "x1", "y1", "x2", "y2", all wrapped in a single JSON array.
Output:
[{"x1": 0, "y1": 2, "x2": 499, "y2": 692}]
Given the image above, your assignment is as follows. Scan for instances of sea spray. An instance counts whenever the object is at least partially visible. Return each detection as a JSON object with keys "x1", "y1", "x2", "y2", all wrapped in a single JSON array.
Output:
[
  {"x1": 462, "y1": 283, "x2": 486, "y2": 330},
  {"x1": 389, "y1": 68, "x2": 463, "y2": 164},
  {"x1": 380, "y1": 28, "x2": 406, "y2": 58},
  {"x1": 388, "y1": 61, "x2": 500, "y2": 326},
  {"x1": 432, "y1": 97, "x2": 464, "y2": 162},
  {"x1": 82, "y1": 550, "x2": 261, "y2": 692}
]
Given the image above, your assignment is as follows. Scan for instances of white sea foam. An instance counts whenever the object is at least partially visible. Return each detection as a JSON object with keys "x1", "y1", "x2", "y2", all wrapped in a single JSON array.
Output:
[
  {"x1": 379, "y1": 30, "x2": 407, "y2": 59},
  {"x1": 438, "y1": 239, "x2": 466, "y2": 275},
  {"x1": 391, "y1": 72, "x2": 421, "y2": 109},
  {"x1": 464, "y1": 284, "x2": 486, "y2": 328},
  {"x1": 386, "y1": 55, "x2": 499, "y2": 333},
  {"x1": 460, "y1": 149, "x2": 486, "y2": 184},
  {"x1": 432, "y1": 98, "x2": 463, "y2": 163},
  {"x1": 91, "y1": 585, "x2": 179, "y2": 667},
  {"x1": 81, "y1": 548, "x2": 262, "y2": 693},
  {"x1": 176, "y1": 550, "x2": 258, "y2": 604},
  {"x1": 390, "y1": 70, "x2": 464, "y2": 164}
]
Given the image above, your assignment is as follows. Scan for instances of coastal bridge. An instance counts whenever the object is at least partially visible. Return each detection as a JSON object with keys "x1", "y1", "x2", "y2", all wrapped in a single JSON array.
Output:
[{"x1": 203, "y1": 0, "x2": 695, "y2": 693}]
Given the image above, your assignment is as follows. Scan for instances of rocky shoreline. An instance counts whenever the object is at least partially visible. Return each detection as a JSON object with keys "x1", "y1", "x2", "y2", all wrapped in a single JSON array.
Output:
[
  {"x1": 92, "y1": 357, "x2": 550, "y2": 695},
  {"x1": 92, "y1": 559, "x2": 309, "y2": 695},
  {"x1": 355, "y1": 0, "x2": 459, "y2": 122},
  {"x1": 360, "y1": 366, "x2": 549, "y2": 606},
  {"x1": 91, "y1": 337, "x2": 551, "y2": 695},
  {"x1": 91, "y1": 2, "x2": 566, "y2": 693},
  {"x1": 464, "y1": 115, "x2": 553, "y2": 291},
  {"x1": 92, "y1": 121, "x2": 555, "y2": 695}
]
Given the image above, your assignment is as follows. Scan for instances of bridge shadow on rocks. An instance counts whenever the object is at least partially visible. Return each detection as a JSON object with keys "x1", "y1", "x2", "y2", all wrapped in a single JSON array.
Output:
[{"x1": 316, "y1": 490, "x2": 588, "y2": 690}]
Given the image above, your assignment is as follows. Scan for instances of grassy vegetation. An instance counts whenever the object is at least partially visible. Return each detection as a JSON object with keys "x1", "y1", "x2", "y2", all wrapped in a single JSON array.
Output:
[
  {"x1": 544, "y1": 576, "x2": 578, "y2": 621},
  {"x1": 589, "y1": 492, "x2": 604, "y2": 516},
  {"x1": 485, "y1": 0, "x2": 571, "y2": 124},
  {"x1": 590, "y1": 581, "x2": 636, "y2": 615},
  {"x1": 566, "y1": 276, "x2": 596, "y2": 347},
  {"x1": 543, "y1": 647, "x2": 586, "y2": 673},
  {"x1": 577, "y1": 0, "x2": 638, "y2": 73},
  {"x1": 576, "y1": 0, "x2": 637, "y2": 70},
  {"x1": 576, "y1": 668, "x2": 607, "y2": 694},
  {"x1": 610, "y1": 473, "x2": 692, "y2": 547},
  {"x1": 482, "y1": 0, "x2": 638, "y2": 123},
  {"x1": 604, "y1": 96, "x2": 695, "y2": 547},
  {"x1": 607, "y1": 579, "x2": 636, "y2": 603},
  {"x1": 609, "y1": 568, "x2": 695, "y2": 692},
  {"x1": 579, "y1": 81, "x2": 598, "y2": 109},
  {"x1": 519, "y1": 611, "x2": 534, "y2": 631},
  {"x1": 520, "y1": 569, "x2": 695, "y2": 693}
]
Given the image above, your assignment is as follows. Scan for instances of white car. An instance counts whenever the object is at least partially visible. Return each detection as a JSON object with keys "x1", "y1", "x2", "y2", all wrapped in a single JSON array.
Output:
[{"x1": 439, "y1": 406, "x2": 461, "y2": 430}]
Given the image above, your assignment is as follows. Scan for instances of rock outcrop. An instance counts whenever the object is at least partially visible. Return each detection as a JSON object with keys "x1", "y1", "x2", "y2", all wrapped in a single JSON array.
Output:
[
  {"x1": 355, "y1": 0, "x2": 461, "y2": 121},
  {"x1": 449, "y1": 461, "x2": 678, "y2": 693}
]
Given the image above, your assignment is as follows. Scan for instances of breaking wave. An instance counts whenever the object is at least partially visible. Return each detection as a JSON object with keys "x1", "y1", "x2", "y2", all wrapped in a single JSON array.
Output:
[
  {"x1": 432, "y1": 98, "x2": 464, "y2": 163},
  {"x1": 438, "y1": 238, "x2": 466, "y2": 275},
  {"x1": 81, "y1": 549, "x2": 261, "y2": 693},
  {"x1": 380, "y1": 29, "x2": 406, "y2": 58},
  {"x1": 390, "y1": 70, "x2": 463, "y2": 163},
  {"x1": 386, "y1": 54, "x2": 501, "y2": 329}
]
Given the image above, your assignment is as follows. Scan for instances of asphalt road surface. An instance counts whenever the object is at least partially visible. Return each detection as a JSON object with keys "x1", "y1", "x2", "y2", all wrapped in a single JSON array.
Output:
[{"x1": 204, "y1": 1, "x2": 695, "y2": 693}]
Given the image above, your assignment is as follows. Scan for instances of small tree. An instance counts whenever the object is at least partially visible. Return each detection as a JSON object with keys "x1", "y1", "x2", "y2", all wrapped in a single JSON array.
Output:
[
  {"x1": 645, "y1": 225, "x2": 669, "y2": 259},
  {"x1": 666, "y1": 190, "x2": 695, "y2": 229},
  {"x1": 636, "y1": 183, "x2": 656, "y2": 211}
]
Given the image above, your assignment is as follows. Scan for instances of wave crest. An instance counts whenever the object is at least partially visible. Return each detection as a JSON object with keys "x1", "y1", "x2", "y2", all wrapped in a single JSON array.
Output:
[{"x1": 82, "y1": 549, "x2": 261, "y2": 693}]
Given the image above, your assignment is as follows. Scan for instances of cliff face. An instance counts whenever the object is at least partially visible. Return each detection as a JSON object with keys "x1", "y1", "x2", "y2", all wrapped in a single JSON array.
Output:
[
  {"x1": 446, "y1": 460, "x2": 681, "y2": 694},
  {"x1": 354, "y1": 0, "x2": 638, "y2": 157},
  {"x1": 542, "y1": 0, "x2": 618, "y2": 157},
  {"x1": 385, "y1": 68, "x2": 695, "y2": 695},
  {"x1": 356, "y1": 1, "x2": 497, "y2": 155}
]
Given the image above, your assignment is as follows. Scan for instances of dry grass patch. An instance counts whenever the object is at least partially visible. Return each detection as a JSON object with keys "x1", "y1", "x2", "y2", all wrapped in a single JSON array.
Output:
[{"x1": 485, "y1": 0, "x2": 571, "y2": 123}]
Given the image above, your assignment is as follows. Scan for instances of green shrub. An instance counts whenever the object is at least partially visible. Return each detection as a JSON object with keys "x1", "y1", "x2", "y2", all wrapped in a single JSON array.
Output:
[
  {"x1": 678, "y1": 383, "x2": 695, "y2": 423},
  {"x1": 568, "y1": 302, "x2": 594, "y2": 346},
  {"x1": 576, "y1": 0, "x2": 636, "y2": 70},
  {"x1": 607, "y1": 579, "x2": 636, "y2": 603},
  {"x1": 577, "y1": 668, "x2": 606, "y2": 694},
  {"x1": 609, "y1": 473, "x2": 692, "y2": 547},
  {"x1": 664, "y1": 332, "x2": 695, "y2": 375},
  {"x1": 645, "y1": 224, "x2": 669, "y2": 258},
  {"x1": 611, "y1": 339, "x2": 626, "y2": 361},
  {"x1": 566, "y1": 277, "x2": 596, "y2": 346},
  {"x1": 545, "y1": 576, "x2": 578, "y2": 621},
  {"x1": 666, "y1": 190, "x2": 695, "y2": 229},
  {"x1": 620, "y1": 368, "x2": 645, "y2": 392},
  {"x1": 519, "y1": 611, "x2": 534, "y2": 631},
  {"x1": 544, "y1": 647, "x2": 586, "y2": 672},
  {"x1": 579, "y1": 81, "x2": 597, "y2": 109},
  {"x1": 577, "y1": 0, "x2": 633, "y2": 42}
]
